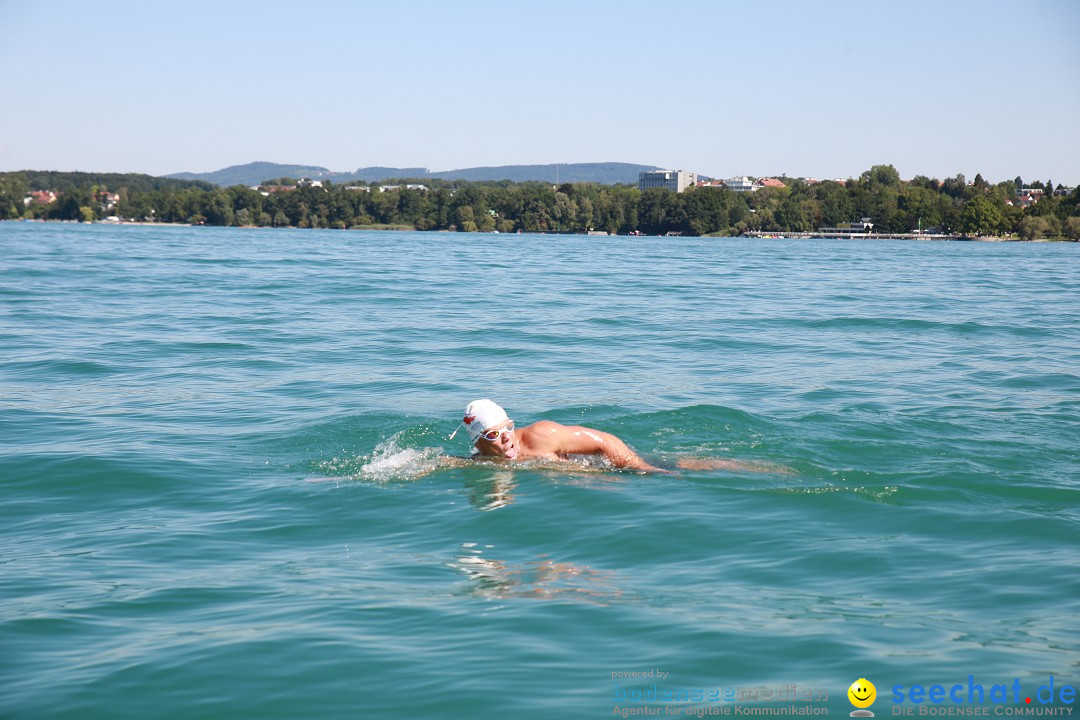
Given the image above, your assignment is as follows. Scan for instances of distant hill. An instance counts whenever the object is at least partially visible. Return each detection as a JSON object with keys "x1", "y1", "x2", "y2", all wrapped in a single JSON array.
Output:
[
  {"x1": 3, "y1": 170, "x2": 213, "y2": 193},
  {"x1": 166, "y1": 162, "x2": 337, "y2": 187},
  {"x1": 164, "y1": 161, "x2": 662, "y2": 186},
  {"x1": 427, "y1": 162, "x2": 661, "y2": 184}
]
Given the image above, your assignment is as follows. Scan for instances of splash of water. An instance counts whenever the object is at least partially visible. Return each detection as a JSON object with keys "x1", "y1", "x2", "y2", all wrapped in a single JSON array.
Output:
[{"x1": 312, "y1": 432, "x2": 444, "y2": 483}]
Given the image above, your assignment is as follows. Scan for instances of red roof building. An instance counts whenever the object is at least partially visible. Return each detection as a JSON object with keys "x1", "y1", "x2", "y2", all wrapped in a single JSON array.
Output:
[{"x1": 27, "y1": 190, "x2": 57, "y2": 205}]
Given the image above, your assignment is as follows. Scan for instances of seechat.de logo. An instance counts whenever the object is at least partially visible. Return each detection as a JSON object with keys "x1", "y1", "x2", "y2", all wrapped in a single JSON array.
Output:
[{"x1": 849, "y1": 678, "x2": 878, "y2": 717}]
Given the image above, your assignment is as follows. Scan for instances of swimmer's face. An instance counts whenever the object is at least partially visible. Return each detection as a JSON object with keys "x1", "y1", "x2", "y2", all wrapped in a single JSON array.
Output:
[
  {"x1": 475, "y1": 420, "x2": 519, "y2": 460},
  {"x1": 848, "y1": 679, "x2": 876, "y2": 708}
]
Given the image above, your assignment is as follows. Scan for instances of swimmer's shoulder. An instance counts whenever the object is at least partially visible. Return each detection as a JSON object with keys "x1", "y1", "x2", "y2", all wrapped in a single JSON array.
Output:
[
  {"x1": 518, "y1": 419, "x2": 569, "y2": 448},
  {"x1": 521, "y1": 419, "x2": 567, "y2": 435}
]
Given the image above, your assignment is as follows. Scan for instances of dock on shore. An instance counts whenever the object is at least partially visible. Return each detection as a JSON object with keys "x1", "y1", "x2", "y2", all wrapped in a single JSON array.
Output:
[{"x1": 742, "y1": 231, "x2": 964, "y2": 241}]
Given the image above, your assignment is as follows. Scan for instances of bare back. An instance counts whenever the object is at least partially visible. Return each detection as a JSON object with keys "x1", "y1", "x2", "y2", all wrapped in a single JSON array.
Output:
[{"x1": 515, "y1": 420, "x2": 661, "y2": 471}]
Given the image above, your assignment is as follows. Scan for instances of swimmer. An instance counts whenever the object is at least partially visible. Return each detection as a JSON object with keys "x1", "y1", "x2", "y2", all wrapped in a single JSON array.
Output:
[
  {"x1": 447, "y1": 399, "x2": 792, "y2": 475},
  {"x1": 450, "y1": 399, "x2": 665, "y2": 472}
]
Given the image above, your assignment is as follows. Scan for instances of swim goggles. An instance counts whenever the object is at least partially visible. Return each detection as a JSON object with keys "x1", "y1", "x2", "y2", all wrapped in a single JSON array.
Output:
[
  {"x1": 449, "y1": 419, "x2": 515, "y2": 442},
  {"x1": 477, "y1": 420, "x2": 514, "y2": 442}
]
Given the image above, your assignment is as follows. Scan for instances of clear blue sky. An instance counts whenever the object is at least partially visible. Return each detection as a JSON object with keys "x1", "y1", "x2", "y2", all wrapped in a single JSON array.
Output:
[{"x1": 2, "y1": 0, "x2": 1078, "y2": 184}]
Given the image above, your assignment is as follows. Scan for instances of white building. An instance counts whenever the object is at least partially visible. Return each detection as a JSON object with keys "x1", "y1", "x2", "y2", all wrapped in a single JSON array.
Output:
[
  {"x1": 639, "y1": 169, "x2": 698, "y2": 193},
  {"x1": 724, "y1": 177, "x2": 757, "y2": 193}
]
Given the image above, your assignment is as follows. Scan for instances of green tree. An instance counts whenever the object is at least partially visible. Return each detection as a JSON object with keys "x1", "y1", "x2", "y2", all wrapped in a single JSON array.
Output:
[
  {"x1": 775, "y1": 193, "x2": 816, "y2": 232},
  {"x1": 869, "y1": 185, "x2": 902, "y2": 232},
  {"x1": 941, "y1": 174, "x2": 970, "y2": 200},
  {"x1": 201, "y1": 193, "x2": 234, "y2": 226},
  {"x1": 1018, "y1": 215, "x2": 1050, "y2": 240},
  {"x1": 816, "y1": 182, "x2": 855, "y2": 227},
  {"x1": 684, "y1": 187, "x2": 734, "y2": 235},
  {"x1": 455, "y1": 204, "x2": 475, "y2": 231},
  {"x1": 938, "y1": 194, "x2": 962, "y2": 233},
  {"x1": 1065, "y1": 216, "x2": 1080, "y2": 241},
  {"x1": 577, "y1": 196, "x2": 595, "y2": 230},
  {"x1": 990, "y1": 181, "x2": 1017, "y2": 204},
  {"x1": 477, "y1": 210, "x2": 496, "y2": 233},
  {"x1": 1043, "y1": 214, "x2": 1062, "y2": 238},
  {"x1": 1001, "y1": 204, "x2": 1023, "y2": 236},
  {"x1": 0, "y1": 175, "x2": 29, "y2": 219},
  {"x1": 552, "y1": 191, "x2": 577, "y2": 231},
  {"x1": 860, "y1": 164, "x2": 901, "y2": 188},
  {"x1": 898, "y1": 185, "x2": 943, "y2": 231},
  {"x1": 50, "y1": 188, "x2": 91, "y2": 220},
  {"x1": 959, "y1": 195, "x2": 1005, "y2": 236}
]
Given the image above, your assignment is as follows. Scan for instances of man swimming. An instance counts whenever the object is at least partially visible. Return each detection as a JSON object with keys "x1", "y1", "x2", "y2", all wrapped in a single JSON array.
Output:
[{"x1": 451, "y1": 399, "x2": 664, "y2": 472}]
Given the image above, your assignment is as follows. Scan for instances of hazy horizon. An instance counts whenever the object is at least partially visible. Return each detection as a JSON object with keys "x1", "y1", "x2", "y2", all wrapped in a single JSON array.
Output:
[{"x1": 2, "y1": 0, "x2": 1078, "y2": 185}]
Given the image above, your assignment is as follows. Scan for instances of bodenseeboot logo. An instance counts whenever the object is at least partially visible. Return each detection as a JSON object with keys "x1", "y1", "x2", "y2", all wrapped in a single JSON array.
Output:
[{"x1": 849, "y1": 678, "x2": 877, "y2": 717}]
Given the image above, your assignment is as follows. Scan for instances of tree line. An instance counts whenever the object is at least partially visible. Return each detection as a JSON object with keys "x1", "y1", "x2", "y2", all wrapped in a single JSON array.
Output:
[{"x1": 2, "y1": 165, "x2": 1078, "y2": 240}]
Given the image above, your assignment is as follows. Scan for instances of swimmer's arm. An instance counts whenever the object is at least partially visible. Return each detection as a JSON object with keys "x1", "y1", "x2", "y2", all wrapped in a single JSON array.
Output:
[
  {"x1": 547, "y1": 424, "x2": 668, "y2": 473},
  {"x1": 437, "y1": 455, "x2": 476, "y2": 468}
]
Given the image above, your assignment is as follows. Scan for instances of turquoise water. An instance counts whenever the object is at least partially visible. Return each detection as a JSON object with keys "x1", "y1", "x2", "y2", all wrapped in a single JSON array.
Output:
[{"x1": 2, "y1": 223, "x2": 1078, "y2": 719}]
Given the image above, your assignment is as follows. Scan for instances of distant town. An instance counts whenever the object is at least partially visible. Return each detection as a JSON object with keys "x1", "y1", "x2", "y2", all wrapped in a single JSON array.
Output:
[
  {"x1": 2, "y1": 163, "x2": 1077, "y2": 241},
  {"x1": 633, "y1": 169, "x2": 1075, "y2": 239}
]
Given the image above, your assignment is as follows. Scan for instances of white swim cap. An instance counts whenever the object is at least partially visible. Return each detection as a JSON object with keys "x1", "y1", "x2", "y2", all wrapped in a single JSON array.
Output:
[{"x1": 460, "y1": 399, "x2": 508, "y2": 442}]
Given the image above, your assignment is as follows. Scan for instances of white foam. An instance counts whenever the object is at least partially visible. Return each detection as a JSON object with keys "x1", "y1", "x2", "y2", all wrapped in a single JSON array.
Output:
[
  {"x1": 313, "y1": 431, "x2": 443, "y2": 483},
  {"x1": 359, "y1": 433, "x2": 442, "y2": 482}
]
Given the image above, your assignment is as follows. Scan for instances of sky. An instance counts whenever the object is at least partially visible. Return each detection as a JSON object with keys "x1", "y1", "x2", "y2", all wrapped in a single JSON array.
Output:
[{"x1": 1, "y1": 0, "x2": 1078, "y2": 184}]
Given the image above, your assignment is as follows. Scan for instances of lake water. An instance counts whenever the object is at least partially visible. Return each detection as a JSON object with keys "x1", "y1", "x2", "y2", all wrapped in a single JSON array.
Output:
[{"x1": 2, "y1": 223, "x2": 1078, "y2": 719}]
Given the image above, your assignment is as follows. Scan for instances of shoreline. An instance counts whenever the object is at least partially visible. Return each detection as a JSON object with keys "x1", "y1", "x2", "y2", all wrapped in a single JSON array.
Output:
[
  {"x1": 740, "y1": 231, "x2": 1043, "y2": 242},
  {"x1": 3, "y1": 219, "x2": 1075, "y2": 242},
  {"x1": 6, "y1": 219, "x2": 191, "y2": 227}
]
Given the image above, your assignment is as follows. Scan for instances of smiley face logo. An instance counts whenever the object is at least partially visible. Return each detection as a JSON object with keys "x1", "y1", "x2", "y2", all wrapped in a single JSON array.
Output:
[{"x1": 848, "y1": 678, "x2": 876, "y2": 714}]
